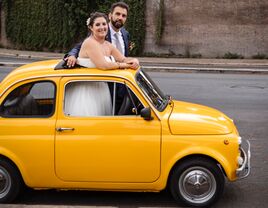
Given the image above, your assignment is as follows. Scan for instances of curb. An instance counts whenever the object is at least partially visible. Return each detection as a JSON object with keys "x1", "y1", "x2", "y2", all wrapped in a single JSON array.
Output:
[
  {"x1": 0, "y1": 51, "x2": 63, "y2": 59},
  {"x1": 0, "y1": 62, "x2": 32, "y2": 67}
]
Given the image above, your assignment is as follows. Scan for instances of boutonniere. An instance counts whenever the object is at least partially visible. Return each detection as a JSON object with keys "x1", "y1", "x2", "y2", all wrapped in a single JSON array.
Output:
[{"x1": 129, "y1": 41, "x2": 135, "y2": 51}]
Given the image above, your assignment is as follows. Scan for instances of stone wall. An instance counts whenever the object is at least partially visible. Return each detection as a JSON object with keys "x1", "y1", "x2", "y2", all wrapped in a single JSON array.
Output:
[
  {"x1": 0, "y1": 9, "x2": 8, "y2": 47},
  {"x1": 144, "y1": 0, "x2": 268, "y2": 58}
]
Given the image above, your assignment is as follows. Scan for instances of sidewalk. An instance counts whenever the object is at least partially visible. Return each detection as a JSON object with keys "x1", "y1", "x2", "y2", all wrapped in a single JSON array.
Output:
[{"x1": 0, "y1": 48, "x2": 268, "y2": 73}]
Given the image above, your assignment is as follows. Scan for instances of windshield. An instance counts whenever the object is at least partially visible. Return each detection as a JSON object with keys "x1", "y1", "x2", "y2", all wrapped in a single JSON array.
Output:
[{"x1": 136, "y1": 69, "x2": 168, "y2": 111}]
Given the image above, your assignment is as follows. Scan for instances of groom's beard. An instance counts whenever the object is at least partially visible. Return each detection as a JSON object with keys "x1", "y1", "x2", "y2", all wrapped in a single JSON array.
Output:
[{"x1": 111, "y1": 19, "x2": 124, "y2": 29}]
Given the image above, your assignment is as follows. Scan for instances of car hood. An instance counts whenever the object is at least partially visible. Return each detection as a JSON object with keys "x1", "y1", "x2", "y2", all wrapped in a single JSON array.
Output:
[{"x1": 168, "y1": 100, "x2": 234, "y2": 135}]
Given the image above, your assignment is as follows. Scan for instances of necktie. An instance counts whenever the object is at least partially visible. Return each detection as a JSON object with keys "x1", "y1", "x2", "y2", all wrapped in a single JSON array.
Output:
[{"x1": 114, "y1": 33, "x2": 124, "y2": 55}]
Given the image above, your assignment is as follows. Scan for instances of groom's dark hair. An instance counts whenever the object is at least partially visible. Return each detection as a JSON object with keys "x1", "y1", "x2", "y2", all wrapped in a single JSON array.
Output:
[{"x1": 110, "y1": 1, "x2": 129, "y2": 14}]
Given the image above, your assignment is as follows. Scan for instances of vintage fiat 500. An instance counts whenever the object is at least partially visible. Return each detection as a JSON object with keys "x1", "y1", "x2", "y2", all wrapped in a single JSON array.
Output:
[{"x1": 0, "y1": 60, "x2": 250, "y2": 207}]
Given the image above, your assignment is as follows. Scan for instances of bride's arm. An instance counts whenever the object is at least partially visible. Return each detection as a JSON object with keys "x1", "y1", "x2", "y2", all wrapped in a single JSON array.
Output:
[{"x1": 83, "y1": 39, "x2": 123, "y2": 70}]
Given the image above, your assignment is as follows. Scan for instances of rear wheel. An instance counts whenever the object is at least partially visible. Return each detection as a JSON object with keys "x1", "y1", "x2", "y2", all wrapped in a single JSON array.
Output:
[
  {"x1": 169, "y1": 157, "x2": 224, "y2": 207},
  {"x1": 0, "y1": 159, "x2": 23, "y2": 203}
]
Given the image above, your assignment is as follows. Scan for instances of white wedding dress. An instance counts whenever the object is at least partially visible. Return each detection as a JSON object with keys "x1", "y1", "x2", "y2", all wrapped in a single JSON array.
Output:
[{"x1": 64, "y1": 57, "x2": 114, "y2": 117}]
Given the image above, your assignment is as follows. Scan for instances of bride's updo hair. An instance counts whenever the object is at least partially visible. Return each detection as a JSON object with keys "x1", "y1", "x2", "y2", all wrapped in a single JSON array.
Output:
[{"x1": 86, "y1": 12, "x2": 109, "y2": 28}]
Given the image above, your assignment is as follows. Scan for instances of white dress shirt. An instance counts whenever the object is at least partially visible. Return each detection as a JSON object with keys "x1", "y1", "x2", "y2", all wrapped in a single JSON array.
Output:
[{"x1": 109, "y1": 24, "x2": 125, "y2": 55}]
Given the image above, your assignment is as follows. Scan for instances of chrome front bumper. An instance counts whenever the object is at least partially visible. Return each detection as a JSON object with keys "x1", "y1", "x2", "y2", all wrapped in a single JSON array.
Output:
[{"x1": 236, "y1": 140, "x2": 251, "y2": 179}]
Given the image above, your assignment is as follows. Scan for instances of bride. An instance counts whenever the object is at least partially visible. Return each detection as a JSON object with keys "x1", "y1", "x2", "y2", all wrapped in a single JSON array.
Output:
[{"x1": 65, "y1": 12, "x2": 139, "y2": 117}]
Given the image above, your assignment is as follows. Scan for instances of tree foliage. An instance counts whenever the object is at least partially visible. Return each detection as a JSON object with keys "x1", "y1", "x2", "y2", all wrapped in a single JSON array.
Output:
[{"x1": 2, "y1": 0, "x2": 146, "y2": 55}]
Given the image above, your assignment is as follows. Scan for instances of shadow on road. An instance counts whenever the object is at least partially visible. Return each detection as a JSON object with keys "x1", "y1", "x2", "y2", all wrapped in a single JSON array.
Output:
[{"x1": 15, "y1": 189, "x2": 180, "y2": 207}]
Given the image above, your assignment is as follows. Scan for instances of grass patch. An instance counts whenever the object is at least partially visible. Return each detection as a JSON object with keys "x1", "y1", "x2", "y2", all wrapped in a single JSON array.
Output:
[
  {"x1": 223, "y1": 52, "x2": 244, "y2": 59},
  {"x1": 252, "y1": 53, "x2": 267, "y2": 59}
]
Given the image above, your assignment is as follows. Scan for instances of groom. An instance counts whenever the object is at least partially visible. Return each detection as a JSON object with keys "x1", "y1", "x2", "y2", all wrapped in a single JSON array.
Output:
[{"x1": 65, "y1": 1, "x2": 130, "y2": 67}]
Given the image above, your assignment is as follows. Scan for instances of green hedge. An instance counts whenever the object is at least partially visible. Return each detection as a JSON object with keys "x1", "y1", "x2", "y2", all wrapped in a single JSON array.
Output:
[{"x1": 2, "y1": 0, "x2": 146, "y2": 56}]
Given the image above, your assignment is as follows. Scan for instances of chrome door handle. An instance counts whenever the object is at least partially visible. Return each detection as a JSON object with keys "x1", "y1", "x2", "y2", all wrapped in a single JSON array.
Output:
[{"x1": 56, "y1": 127, "x2": 75, "y2": 132}]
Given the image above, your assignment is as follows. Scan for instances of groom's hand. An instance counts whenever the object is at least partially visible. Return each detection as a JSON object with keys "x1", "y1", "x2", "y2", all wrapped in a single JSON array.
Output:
[
  {"x1": 65, "y1": 56, "x2": 77, "y2": 68},
  {"x1": 126, "y1": 58, "x2": 139, "y2": 69}
]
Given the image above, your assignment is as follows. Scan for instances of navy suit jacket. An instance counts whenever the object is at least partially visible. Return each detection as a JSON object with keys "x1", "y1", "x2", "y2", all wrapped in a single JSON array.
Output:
[{"x1": 67, "y1": 27, "x2": 130, "y2": 57}]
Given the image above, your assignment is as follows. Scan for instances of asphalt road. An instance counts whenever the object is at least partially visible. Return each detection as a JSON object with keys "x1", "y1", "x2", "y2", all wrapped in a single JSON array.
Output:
[{"x1": 0, "y1": 68, "x2": 268, "y2": 207}]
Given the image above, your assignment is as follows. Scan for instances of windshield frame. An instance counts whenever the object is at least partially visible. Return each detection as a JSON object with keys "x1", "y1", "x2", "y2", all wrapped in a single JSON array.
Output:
[{"x1": 135, "y1": 69, "x2": 168, "y2": 112}]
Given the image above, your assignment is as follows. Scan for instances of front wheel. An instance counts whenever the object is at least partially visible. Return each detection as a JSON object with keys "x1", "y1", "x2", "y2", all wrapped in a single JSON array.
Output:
[
  {"x1": 169, "y1": 157, "x2": 225, "y2": 207},
  {"x1": 0, "y1": 159, "x2": 23, "y2": 203}
]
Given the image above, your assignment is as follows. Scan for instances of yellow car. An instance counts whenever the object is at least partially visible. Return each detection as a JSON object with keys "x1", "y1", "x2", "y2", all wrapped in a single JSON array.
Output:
[{"x1": 0, "y1": 60, "x2": 250, "y2": 207}]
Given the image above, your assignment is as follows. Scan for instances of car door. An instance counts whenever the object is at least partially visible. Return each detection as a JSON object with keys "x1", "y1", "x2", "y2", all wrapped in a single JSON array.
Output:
[{"x1": 55, "y1": 76, "x2": 161, "y2": 183}]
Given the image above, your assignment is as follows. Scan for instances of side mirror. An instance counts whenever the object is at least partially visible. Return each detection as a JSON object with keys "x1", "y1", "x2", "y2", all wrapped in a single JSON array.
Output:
[{"x1": 140, "y1": 107, "x2": 153, "y2": 120}]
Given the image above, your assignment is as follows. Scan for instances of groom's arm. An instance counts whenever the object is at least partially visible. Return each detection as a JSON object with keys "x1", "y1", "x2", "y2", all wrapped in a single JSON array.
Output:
[
  {"x1": 67, "y1": 42, "x2": 82, "y2": 58},
  {"x1": 63, "y1": 42, "x2": 82, "y2": 68},
  {"x1": 121, "y1": 28, "x2": 130, "y2": 57},
  {"x1": 64, "y1": 41, "x2": 82, "y2": 59}
]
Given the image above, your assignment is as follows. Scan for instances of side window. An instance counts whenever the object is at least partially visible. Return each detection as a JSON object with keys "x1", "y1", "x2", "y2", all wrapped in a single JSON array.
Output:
[
  {"x1": 64, "y1": 81, "x2": 144, "y2": 117},
  {"x1": 64, "y1": 81, "x2": 113, "y2": 117},
  {"x1": 114, "y1": 83, "x2": 145, "y2": 116},
  {"x1": 0, "y1": 81, "x2": 56, "y2": 117}
]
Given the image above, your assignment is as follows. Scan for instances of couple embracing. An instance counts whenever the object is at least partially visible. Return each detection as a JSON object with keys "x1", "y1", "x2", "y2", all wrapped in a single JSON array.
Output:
[
  {"x1": 65, "y1": 1, "x2": 139, "y2": 70},
  {"x1": 64, "y1": 2, "x2": 139, "y2": 117}
]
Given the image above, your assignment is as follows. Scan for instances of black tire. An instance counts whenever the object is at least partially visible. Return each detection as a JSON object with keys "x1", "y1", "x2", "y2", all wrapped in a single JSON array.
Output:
[
  {"x1": 0, "y1": 158, "x2": 23, "y2": 203},
  {"x1": 169, "y1": 157, "x2": 225, "y2": 207}
]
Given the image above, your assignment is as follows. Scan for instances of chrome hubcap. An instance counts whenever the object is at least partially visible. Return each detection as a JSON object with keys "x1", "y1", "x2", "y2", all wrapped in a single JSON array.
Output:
[
  {"x1": 179, "y1": 167, "x2": 216, "y2": 204},
  {"x1": 0, "y1": 166, "x2": 11, "y2": 198}
]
